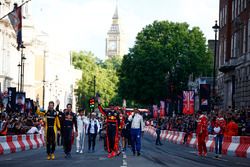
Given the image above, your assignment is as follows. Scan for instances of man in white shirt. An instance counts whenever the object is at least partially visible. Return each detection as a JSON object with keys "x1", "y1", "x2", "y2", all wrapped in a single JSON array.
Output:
[
  {"x1": 86, "y1": 112, "x2": 100, "y2": 153},
  {"x1": 76, "y1": 109, "x2": 89, "y2": 154},
  {"x1": 128, "y1": 108, "x2": 144, "y2": 156}
]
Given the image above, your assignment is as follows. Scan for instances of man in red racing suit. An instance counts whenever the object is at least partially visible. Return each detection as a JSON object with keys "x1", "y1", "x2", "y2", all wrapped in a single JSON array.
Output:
[
  {"x1": 196, "y1": 111, "x2": 208, "y2": 156},
  {"x1": 98, "y1": 101, "x2": 120, "y2": 158}
]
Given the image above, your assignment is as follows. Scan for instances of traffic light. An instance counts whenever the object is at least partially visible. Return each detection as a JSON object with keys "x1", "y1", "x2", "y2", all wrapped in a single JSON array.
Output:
[{"x1": 89, "y1": 98, "x2": 95, "y2": 109}]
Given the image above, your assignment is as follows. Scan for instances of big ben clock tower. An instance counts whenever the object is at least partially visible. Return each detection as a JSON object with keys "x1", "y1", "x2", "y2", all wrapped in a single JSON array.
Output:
[{"x1": 106, "y1": 5, "x2": 123, "y2": 58}]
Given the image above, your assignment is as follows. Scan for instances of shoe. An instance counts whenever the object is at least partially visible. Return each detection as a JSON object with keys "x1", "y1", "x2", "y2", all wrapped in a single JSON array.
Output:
[
  {"x1": 111, "y1": 151, "x2": 116, "y2": 157},
  {"x1": 47, "y1": 154, "x2": 51, "y2": 160},
  {"x1": 214, "y1": 155, "x2": 219, "y2": 158},
  {"x1": 159, "y1": 143, "x2": 163, "y2": 146},
  {"x1": 218, "y1": 154, "x2": 222, "y2": 158},
  {"x1": 76, "y1": 150, "x2": 79, "y2": 153},
  {"x1": 133, "y1": 151, "x2": 136, "y2": 156},
  {"x1": 51, "y1": 153, "x2": 55, "y2": 160},
  {"x1": 137, "y1": 152, "x2": 141, "y2": 156},
  {"x1": 108, "y1": 153, "x2": 112, "y2": 158},
  {"x1": 68, "y1": 153, "x2": 72, "y2": 159},
  {"x1": 203, "y1": 153, "x2": 207, "y2": 157},
  {"x1": 80, "y1": 150, "x2": 83, "y2": 154}
]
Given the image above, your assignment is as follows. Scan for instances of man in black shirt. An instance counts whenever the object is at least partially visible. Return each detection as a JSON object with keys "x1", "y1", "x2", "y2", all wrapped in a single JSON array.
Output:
[{"x1": 62, "y1": 104, "x2": 78, "y2": 158}]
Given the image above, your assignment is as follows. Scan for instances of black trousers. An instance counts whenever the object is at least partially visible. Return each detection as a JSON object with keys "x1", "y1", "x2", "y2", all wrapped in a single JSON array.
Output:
[
  {"x1": 47, "y1": 127, "x2": 56, "y2": 154},
  {"x1": 107, "y1": 125, "x2": 116, "y2": 152},
  {"x1": 155, "y1": 129, "x2": 162, "y2": 145},
  {"x1": 63, "y1": 127, "x2": 73, "y2": 154},
  {"x1": 88, "y1": 133, "x2": 97, "y2": 150}
]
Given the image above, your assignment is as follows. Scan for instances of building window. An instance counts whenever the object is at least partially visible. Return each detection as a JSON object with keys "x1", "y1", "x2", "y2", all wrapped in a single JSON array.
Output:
[
  {"x1": 225, "y1": 5, "x2": 227, "y2": 26},
  {"x1": 237, "y1": 0, "x2": 240, "y2": 15},
  {"x1": 243, "y1": 25, "x2": 246, "y2": 54},
  {"x1": 223, "y1": 39, "x2": 226, "y2": 64},
  {"x1": 248, "y1": 19, "x2": 250, "y2": 53},
  {"x1": 241, "y1": 0, "x2": 244, "y2": 12}
]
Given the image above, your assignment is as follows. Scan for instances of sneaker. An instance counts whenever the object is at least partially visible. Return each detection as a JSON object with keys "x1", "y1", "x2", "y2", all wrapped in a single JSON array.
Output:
[
  {"x1": 47, "y1": 154, "x2": 51, "y2": 160},
  {"x1": 51, "y1": 153, "x2": 55, "y2": 160},
  {"x1": 108, "y1": 153, "x2": 112, "y2": 158},
  {"x1": 68, "y1": 153, "x2": 72, "y2": 159},
  {"x1": 137, "y1": 152, "x2": 141, "y2": 156},
  {"x1": 218, "y1": 154, "x2": 222, "y2": 158},
  {"x1": 80, "y1": 150, "x2": 83, "y2": 154},
  {"x1": 111, "y1": 151, "x2": 116, "y2": 157},
  {"x1": 76, "y1": 150, "x2": 79, "y2": 153}
]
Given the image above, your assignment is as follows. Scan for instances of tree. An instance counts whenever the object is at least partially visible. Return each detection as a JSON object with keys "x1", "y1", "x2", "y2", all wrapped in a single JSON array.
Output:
[
  {"x1": 118, "y1": 21, "x2": 213, "y2": 105},
  {"x1": 72, "y1": 51, "x2": 122, "y2": 110}
]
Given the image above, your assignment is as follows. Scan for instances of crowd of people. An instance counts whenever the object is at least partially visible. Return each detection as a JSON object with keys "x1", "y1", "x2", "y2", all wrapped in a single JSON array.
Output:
[
  {"x1": 150, "y1": 108, "x2": 250, "y2": 137},
  {"x1": 0, "y1": 103, "x2": 43, "y2": 136},
  {"x1": 0, "y1": 96, "x2": 146, "y2": 160}
]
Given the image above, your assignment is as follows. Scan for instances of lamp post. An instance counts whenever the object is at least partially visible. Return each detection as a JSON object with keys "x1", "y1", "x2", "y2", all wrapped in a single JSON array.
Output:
[
  {"x1": 212, "y1": 20, "x2": 220, "y2": 109},
  {"x1": 17, "y1": 63, "x2": 21, "y2": 92}
]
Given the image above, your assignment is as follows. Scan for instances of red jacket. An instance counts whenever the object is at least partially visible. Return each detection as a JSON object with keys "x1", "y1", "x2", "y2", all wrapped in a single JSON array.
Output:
[
  {"x1": 196, "y1": 114, "x2": 208, "y2": 136},
  {"x1": 225, "y1": 121, "x2": 238, "y2": 136},
  {"x1": 215, "y1": 116, "x2": 226, "y2": 135}
]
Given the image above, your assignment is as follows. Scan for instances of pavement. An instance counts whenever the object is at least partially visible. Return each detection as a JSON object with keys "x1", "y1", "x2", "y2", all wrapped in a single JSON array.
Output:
[{"x1": 0, "y1": 134, "x2": 250, "y2": 167}]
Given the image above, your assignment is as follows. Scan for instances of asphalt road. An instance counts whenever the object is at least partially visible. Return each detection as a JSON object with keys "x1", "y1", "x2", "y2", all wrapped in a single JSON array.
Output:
[{"x1": 0, "y1": 134, "x2": 250, "y2": 167}]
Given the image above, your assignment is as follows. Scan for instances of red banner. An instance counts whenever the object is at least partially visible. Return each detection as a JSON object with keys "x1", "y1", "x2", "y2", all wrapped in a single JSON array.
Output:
[
  {"x1": 183, "y1": 91, "x2": 194, "y2": 115},
  {"x1": 153, "y1": 105, "x2": 158, "y2": 118},
  {"x1": 160, "y1": 101, "x2": 165, "y2": 117}
]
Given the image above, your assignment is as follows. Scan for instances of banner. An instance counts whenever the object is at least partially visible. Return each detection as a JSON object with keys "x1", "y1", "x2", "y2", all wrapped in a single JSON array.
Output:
[
  {"x1": 15, "y1": 92, "x2": 25, "y2": 113},
  {"x1": 183, "y1": 91, "x2": 194, "y2": 115},
  {"x1": 8, "y1": 5, "x2": 22, "y2": 50},
  {"x1": 8, "y1": 87, "x2": 16, "y2": 108},
  {"x1": 199, "y1": 84, "x2": 211, "y2": 111},
  {"x1": 160, "y1": 101, "x2": 165, "y2": 117},
  {"x1": 153, "y1": 105, "x2": 158, "y2": 118}
]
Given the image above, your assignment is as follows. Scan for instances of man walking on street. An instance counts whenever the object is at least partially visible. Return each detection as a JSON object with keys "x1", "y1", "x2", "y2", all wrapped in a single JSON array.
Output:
[
  {"x1": 155, "y1": 118, "x2": 163, "y2": 146},
  {"x1": 128, "y1": 108, "x2": 144, "y2": 156},
  {"x1": 76, "y1": 109, "x2": 88, "y2": 154},
  {"x1": 36, "y1": 101, "x2": 60, "y2": 160},
  {"x1": 98, "y1": 98, "x2": 120, "y2": 158},
  {"x1": 196, "y1": 111, "x2": 208, "y2": 157},
  {"x1": 62, "y1": 104, "x2": 78, "y2": 158},
  {"x1": 86, "y1": 112, "x2": 100, "y2": 153},
  {"x1": 214, "y1": 111, "x2": 226, "y2": 158}
]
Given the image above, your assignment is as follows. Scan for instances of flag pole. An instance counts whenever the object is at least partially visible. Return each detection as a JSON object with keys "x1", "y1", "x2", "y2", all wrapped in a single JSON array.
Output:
[{"x1": 0, "y1": 0, "x2": 31, "y2": 21}]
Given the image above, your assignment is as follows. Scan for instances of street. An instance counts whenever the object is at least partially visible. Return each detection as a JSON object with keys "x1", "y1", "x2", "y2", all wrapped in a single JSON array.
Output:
[{"x1": 0, "y1": 134, "x2": 250, "y2": 167}]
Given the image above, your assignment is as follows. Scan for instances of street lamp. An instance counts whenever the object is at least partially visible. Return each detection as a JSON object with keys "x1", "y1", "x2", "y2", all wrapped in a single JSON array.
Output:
[
  {"x1": 17, "y1": 63, "x2": 21, "y2": 92},
  {"x1": 212, "y1": 20, "x2": 220, "y2": 109}
]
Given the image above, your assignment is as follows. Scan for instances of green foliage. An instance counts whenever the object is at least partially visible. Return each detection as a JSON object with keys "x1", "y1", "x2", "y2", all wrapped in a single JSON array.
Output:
[
  {"x1": 118, "y1": 20, "x2": 213, "y2": 105},
  {"x1": 72, "y1": 51, "x2": 122, "y2": 111}
]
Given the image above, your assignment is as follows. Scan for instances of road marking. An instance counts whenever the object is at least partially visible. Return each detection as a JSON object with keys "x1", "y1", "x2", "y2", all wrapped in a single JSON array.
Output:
[{"x1": 120, "y1": 151, "x2": 127, "y2": 167}]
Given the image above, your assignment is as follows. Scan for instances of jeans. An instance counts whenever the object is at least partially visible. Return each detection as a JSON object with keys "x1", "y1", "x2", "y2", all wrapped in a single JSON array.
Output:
[{"x1": 215, "y1": 134, "x2": 223, "y2": 154}]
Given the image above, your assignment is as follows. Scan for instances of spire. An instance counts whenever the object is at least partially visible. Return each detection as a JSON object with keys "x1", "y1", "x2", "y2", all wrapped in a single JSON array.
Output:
[{"x1": 112, "y1": 0, "x2": 118, "y2": 19}]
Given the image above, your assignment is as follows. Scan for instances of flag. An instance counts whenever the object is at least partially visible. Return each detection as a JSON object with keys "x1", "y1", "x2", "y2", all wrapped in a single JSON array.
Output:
[
  {"x1": 183, "y1": 91, "x2": 194, "y2": 115},
  {"x1": 8, "y1": 6, "x2": 22, "y2": 50},
  {"x1": 199, "y1": 84, "x2": 211, "y2": 111},
  {"x1": 160, "y1": 101, "x2": 165, "y2": 117},
  {"x1": 153, "y1": 105, "x2": 158, "y2": 118}
]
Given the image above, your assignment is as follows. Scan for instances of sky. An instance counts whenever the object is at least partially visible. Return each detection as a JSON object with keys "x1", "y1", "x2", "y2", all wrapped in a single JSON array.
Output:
[{"x1": 29, "y1": 0, "x2": 219, "y2": 60}]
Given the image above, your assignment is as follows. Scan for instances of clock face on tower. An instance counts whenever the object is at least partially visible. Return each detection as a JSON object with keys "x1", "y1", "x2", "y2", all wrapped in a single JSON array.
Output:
[{"x1": 109, "y1": 41, "x2": 117, "y2": 50}]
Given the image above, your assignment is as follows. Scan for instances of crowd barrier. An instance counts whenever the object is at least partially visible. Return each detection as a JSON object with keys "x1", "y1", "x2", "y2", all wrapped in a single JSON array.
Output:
[
  {"x1": 144, "y1": 126, "x2": 250, "y2": 158},
  {"x1": 0, "y1": 134, "x2": 45, "y2": 155}
]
